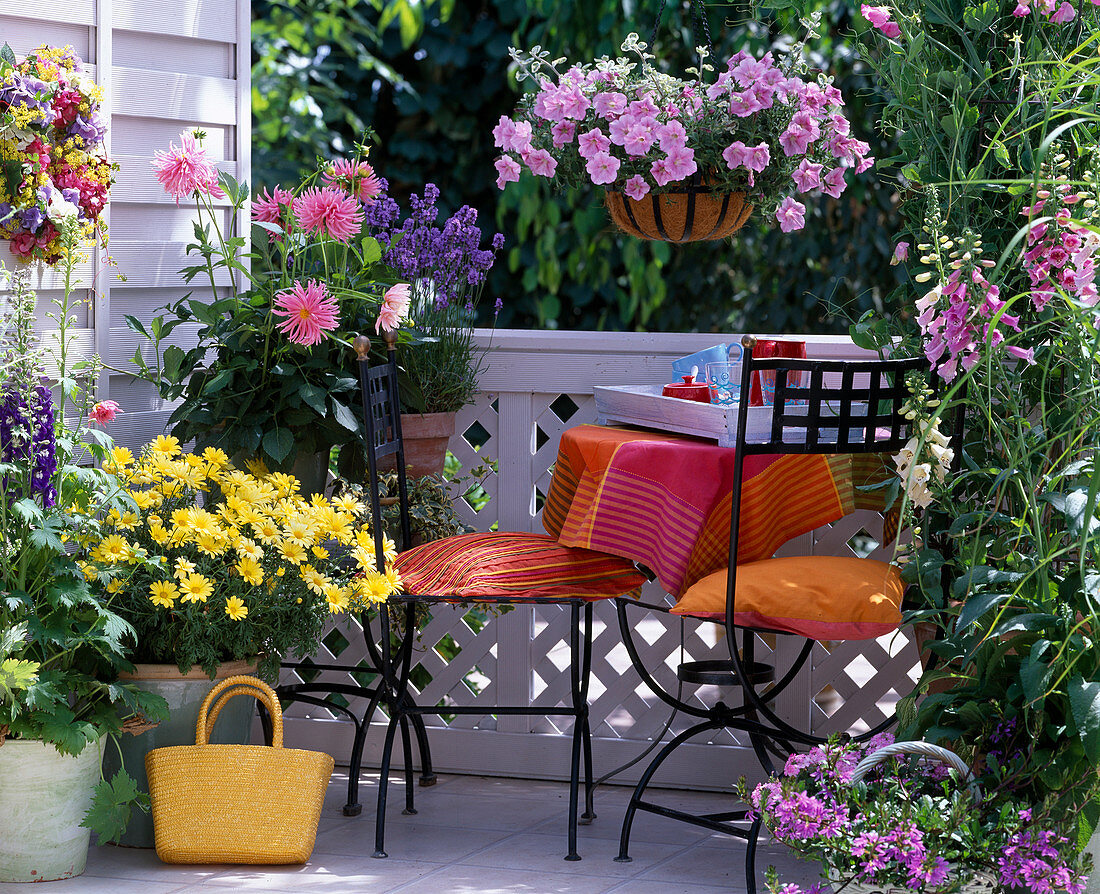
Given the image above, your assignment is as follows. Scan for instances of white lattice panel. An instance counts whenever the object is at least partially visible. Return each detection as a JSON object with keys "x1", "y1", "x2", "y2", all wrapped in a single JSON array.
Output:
[{"x1": 281, "y1": 332, "x2": 924, "y2": 789}]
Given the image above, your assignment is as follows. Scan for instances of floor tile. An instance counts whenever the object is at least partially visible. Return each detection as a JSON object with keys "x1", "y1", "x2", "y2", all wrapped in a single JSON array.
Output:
[
  {"x1": 388, "y1": 865, "x2": 625, "y2": 894},
  {"x1": 313, "y1": 818, "x2": 510, "y2": 864},
  {"x1": 458, "y1": 831, "x2": 686, "y2": 876},
  {"x1": 196, "y1": 854, "x2": 440, "y2": 891},
  {"x1": 0, "y1": 878, "x2": 188, "y2": 894},
  {"x1": 83, "y1": 845, "x2": 226, "y2": 883}
]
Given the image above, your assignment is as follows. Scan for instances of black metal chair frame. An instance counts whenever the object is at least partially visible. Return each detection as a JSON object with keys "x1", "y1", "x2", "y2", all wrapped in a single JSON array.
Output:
[
  {"x1": 352, "y1": 331, "x2": 609, "y2": 861},
  {"x1": 613, "y1": 336, "x2": 929, "y2": 893}
]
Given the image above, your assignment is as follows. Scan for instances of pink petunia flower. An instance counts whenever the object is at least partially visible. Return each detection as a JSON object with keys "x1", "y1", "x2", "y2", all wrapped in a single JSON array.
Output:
[
  {"x1": 375, "y1": 282, "x2": 412, "y2": 334},
  {"x1": 273, "y1": 280, "x2": 340, "y2": 347},
  {"x1": 152, "y1": 132, "x2": 224, "y2": 205},
  {"x1": 551, "y1": 121, "x2": 577, "y2": 148},
  {"x1": 586, "y1": 151, "x2": 621, "y2": 186},
  {"x1": 746, "y1": 143, "x2": 771, "y2": 172},
  {"x1": 88, "y1": 400, "x2": 121, "y2": 425},
  {"x1": 623, "y1": 175, "x2": 650, "y2": 201},
  {"x1": 656, "y1": 121, "x2": 687, "y2": 152},
  {"x1": 293, "y1": 187, "x2": 364, "y2": 243},
  {"x1": 593, "y1": 91, "x2": 628, "y2": 118},
  {"x1": 723, "y1": 140, "x2": 751, "y2": 170},
  {"x1": 779, "y1": 111, "x2": 821, "y2": 157},
  {"x1": 252, "y1": 186, "x2": 294, "y2": 224},
  {"x1": 495, "y1": 155, "x2": 521, "y2": 190},
  {"x1": 578, "y1": 128, "x2": 612, "y2": 159},
  {"x1": 664, "y1": 145, "x2": 697, "y2": 182},
  {"x1": 792, "y1": 159, "x2": 823, "y2": 192},
  {"x1": 525, "y1": 149, "x2": 558, "y2": 178},
  {"x1": 623, "y1": 124, "x2": 656, "y2": 156},
  {"x1": 776, "y1": 196, "x2": 807, "y2": 233},
  {"x1": 492, "y1": 115, "x2": 517, "y2": 149},
  {"x1": 323, "y1": 159, "x2": 383, "y2": 203}
]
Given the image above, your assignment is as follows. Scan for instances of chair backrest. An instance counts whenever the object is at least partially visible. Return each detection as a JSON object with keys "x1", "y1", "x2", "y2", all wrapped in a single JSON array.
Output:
[
  {"x1": 353, "y1": 332, "x2": 412, "y2": 568},
  {"x1": 726, "y1": 335, "x2": 930, "y2": 623}
]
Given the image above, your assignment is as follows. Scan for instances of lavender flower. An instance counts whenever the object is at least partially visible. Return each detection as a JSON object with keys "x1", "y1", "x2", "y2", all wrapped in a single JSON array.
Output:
[{"x1": 0, "y1": 379, "x2": 58, "y2": 507}]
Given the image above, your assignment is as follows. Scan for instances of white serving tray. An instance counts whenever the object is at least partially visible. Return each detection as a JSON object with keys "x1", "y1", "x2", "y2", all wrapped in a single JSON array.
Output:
[
  {"x1": 593, "y1": 384, "x2": 771, "y2": 447},
  {"x1": 593, "y1": 384, "x2": 870, "y2": 448}
]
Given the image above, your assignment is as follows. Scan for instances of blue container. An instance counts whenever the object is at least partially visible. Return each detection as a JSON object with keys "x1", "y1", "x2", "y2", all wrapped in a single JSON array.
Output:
[{"x1": 672, "y1": 344, "x2": 730, "y2": 379}]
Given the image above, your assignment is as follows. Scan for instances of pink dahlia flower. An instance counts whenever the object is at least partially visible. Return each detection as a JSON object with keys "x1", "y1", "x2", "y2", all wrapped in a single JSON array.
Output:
[
  {"x1": 376, "y1": 283, "x2": 412, "y2": 334},
  {"x1": 273, "y1": 280, "x2": 340, "y2": 346},
  {"x1": 252, "y1": 186, "x2": 294, "y2": 224},
  {"x1": 88, "y1": 400, "x2": 121, "y2": 425},
  {"x1": 324, "y1": 159, "x2": 383, "y2": 203},
  {"x1": 152, "y1": 132, "x2": 224, "y2": 205},
  {"x1": 293, "y1": 187, "x2": 364, "y2": 243}
]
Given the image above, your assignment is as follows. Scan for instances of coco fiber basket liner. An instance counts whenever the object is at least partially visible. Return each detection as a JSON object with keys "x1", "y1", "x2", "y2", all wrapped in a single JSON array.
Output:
[
  {"x1": 605, "y1": 187, "x2": 752, "y2": 243},
  {"x1": 146, "y1": 675, "x2": 334, "y2": 864}
]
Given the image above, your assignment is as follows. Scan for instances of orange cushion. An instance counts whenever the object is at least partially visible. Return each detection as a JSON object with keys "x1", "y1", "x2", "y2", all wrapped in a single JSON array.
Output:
[
  {"x1": 394, "y1": 532, "x2": 646, "y2": 601},
  {"x1": 670, "y1": 556, "x2": 903, "y2": 640}
]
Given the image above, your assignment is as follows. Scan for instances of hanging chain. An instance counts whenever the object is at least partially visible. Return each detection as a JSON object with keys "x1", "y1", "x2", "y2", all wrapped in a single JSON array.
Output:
[{"x1": 649, "y1": 0, "x2": 714, "y2": 57}]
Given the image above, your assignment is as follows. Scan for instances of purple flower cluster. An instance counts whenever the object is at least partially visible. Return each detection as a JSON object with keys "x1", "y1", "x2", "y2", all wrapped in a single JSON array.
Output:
[
  {"x1": 0, "y1": 379, "x2": 58, "y2": 507},
  {"x1": 0, "y1": 73, "x2": 56, "y2": 127},
  {"x1": 998, "y1": 819, "x2": 1087, "y2": 894},
  {"x1": 365, "y1": 182, "x2": 504, "y2": 314}
]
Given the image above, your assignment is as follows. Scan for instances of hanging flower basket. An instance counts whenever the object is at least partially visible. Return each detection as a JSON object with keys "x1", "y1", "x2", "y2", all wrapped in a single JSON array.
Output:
[{"x1": 604, "y1": 186, "x2": 752, "y2": 243}]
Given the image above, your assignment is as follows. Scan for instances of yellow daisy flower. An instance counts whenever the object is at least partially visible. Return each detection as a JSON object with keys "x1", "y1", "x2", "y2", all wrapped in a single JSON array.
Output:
[
  {"x1": 149, "y1": 580, "x2": 178, "y2": 608},
  {"x1": 109, "y1": 446, "x2": 135, "y2": 467},
  {"x1": 314, "y1": 506, "x2": 354, "y2": 544},
  {"x1": 361, "y1": 571, "x2": 395, "y2": 604},
  {"x1": 332, "y1": 494, "x2": 364, "y2": 514},
  {"x1": 282, "y1": 516, "x2": 316, "y2": 548},
  {"x1": 324, "y1": 583, "x2": 349, "y2": 613},
  {"x1": 151, "y1": 434, "x2": 181, "y2": 457},
  {"x1": 299, "y1": 563, "x2": 330, "y2": 596},
  {"x1": 178, "y1": 573, "x2": 213, "y2": 604},
  {"x1": 224, "y1": 596, "x2": 248, "y2": 621},
  {"x1": 202, "y1": 447, "x2": 229, "y2": 469},
  {"x1": 173, "y1": 557, "x2": 197, "y2": 580},
  {"x1": 129, "y1": 490, "x2": 161, "y2": 510},
  {"x1": 236, "y1": 538, "x2": 263, "y2": 562},
  {"x1": 235, "y1": 556, "x2": 264, "y2": 586},
  {"x1": 243, "y1": 456, "x2": 270, "y2": 478},
  {"x1": 277, "y1": 540, "x2": 307, "y2": 565},
  {"x1": 352, "y1": 546, "x2": 377, "y2": 573},
  {"x1": 117, "y1": 510, "x2": 141, "y2": 531},
  {"x1": 195, "y1": 532, "x2": 226, "y2": 557},
  {"x1": 106, "y1": 578, "x2": 124, "y2": 594},
  {"x1": 94, "y1": 534, "x2": 130, "y2": 564},
  {"x1": 311, "y1": 544, "x2": 329, "y2": 561},
  {"x1": 252, "y1": 517, "x2": 281, "y2": 544}
]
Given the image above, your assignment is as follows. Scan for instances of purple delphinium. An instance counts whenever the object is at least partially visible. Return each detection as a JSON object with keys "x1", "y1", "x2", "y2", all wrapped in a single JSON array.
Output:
[{"x1": 0, "y1": 379, "x2": 58, "y2": 507}]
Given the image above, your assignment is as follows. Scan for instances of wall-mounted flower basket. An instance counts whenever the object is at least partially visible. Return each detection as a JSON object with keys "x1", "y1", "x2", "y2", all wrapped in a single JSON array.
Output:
[{"x1": 604, "y1": 186, "x2": 752, "y2": 243}]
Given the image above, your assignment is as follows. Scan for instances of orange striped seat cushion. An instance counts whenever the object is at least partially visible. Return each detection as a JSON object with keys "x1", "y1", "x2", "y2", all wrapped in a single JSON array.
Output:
[{"x1": 394, "y1": 532, "x2": 646, "y2": 601}]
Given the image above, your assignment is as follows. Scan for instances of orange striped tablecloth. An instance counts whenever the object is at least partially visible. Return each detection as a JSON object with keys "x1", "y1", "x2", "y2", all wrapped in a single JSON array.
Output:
[{"x1": 542, "y1": 424, "x2": 888, "y2": 599}]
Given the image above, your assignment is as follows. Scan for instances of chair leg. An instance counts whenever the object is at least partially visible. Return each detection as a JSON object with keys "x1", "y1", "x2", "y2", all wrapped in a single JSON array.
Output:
[
  {"x1": 344, "y1": 691, "x2": 381, "y2": 817},
  {"x1": 399, "y1": 713, "x2": 417, "y2": 815},
  {"x1": 565, "y1": 602, "x2": 583, "y2": 861},
  {"x1": 614, "y1": 718, "x2": 724, "y2": 863},
  {"x1": 372, "y1": 709, "x2": 401, "y2": 859},
  {"x1": 745, "y1": 815, "x2": 762, "y2": 894},
  {"x1": 580, "y1": 713, "x2": 596, "y2": 824},
  {"x1": 411, "y1": 714, "x2": 437, "y2": 786}
]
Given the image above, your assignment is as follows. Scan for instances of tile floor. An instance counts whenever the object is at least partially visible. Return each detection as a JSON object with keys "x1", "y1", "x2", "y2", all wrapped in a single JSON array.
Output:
[{"x1": 1, "y1": 772, "x2": 825, "y2": 894}]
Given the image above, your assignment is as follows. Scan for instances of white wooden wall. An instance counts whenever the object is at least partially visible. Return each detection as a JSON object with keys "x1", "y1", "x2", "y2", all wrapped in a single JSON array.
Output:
[{"x1": 0, "y1": 0, "x2": 250, "y2": 449}]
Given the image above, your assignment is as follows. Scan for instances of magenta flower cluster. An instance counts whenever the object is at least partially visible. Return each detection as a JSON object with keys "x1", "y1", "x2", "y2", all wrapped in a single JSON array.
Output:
[
  {"x1": 1021, "y1": 183, "x2": 1100, "y2": 311},
  {"x1": 751, "y1": 734, "x2": 1088, "y2": 894},
  {"x1": 495, "y1": 41, "x2": 868, "y2": 234}
]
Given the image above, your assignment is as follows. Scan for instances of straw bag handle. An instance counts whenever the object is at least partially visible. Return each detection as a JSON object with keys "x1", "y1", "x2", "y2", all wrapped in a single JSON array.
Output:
[
  {"x1": 851, "y1": 741, "x2": 981, "y2": 802},
  {"x1": 196, "y1": 675, "x2": 283, "y2": 747}
]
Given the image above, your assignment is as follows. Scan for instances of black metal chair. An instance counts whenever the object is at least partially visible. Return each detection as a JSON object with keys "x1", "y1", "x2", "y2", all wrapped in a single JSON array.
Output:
[
  {"x1": 613, "y1": 335, "x2": 930, "y2": 893},
  {"x1": 346, "y1": 329, "x2": 647, "y2": 861}
]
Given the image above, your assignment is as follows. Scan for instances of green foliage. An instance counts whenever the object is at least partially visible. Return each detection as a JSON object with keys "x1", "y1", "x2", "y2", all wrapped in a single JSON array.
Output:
[
  {"x1": 251, "y1": 0, "x2": 905, "y2": 333},
  {"x1": 82, "y1": 769, "x2": 149, "y2": 845}
]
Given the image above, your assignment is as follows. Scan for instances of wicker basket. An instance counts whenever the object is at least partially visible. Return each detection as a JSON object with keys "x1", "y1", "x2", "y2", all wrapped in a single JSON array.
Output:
[
  {"x1": 146, "y1": 675, "x2": 334, "y2": 864},
  {"x1": 604, "y1": 186, "x2": 752, "y2": 243}
]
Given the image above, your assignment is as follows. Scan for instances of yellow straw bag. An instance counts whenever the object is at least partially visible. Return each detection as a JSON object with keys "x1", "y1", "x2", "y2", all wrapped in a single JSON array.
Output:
[{"x1": 146, "y1": 675, "x2": 334, "y2": 864}]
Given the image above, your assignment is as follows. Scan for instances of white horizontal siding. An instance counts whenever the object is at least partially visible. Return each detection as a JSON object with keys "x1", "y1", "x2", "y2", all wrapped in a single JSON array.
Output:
[
  {"x1": 0, "y1": 16, "x2": 93, "y2": 57},
  {"x1": 2, "y1": 1, "x2": 96, "y2": 26},
  {"x1": 113, "y1": 68, "x2": 236, "y2": 124},
  {"x1": 114, "y1": 0, "x2": 237, "y2": 41}
]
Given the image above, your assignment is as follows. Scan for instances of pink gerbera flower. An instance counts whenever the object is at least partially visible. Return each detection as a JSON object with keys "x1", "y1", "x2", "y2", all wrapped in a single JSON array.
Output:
[
  {"x1": 152, "y1": 132, "x2": 224, "y2": 205},
  {"x1": 323, "y1": 159, "x2": 383, "y2": 203},
  {"x1": 272, "y1": 280, "x2": 340, "y2": 346},
  {"x1": 376, "y1": 283, "x2": 412, "y2": 333},
  {"x1": 293, "y1": 187, "x2": 364, "y2": 243},
  {"x1": 88, "y1": 400, "x2": 121, "y2": 425}
]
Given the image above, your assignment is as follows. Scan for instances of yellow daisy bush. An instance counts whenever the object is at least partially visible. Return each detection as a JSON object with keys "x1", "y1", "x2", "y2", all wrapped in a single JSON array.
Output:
[{"x1": 81, "y1": 446, "x2": 400, "y2": 679}]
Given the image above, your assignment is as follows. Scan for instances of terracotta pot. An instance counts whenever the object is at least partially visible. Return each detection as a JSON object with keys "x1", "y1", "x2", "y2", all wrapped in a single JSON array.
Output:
[
  {"x1": 102, "y1": 659, "x2": 258, "y2": 848},
  {"x1": 605, "y1": 188, "x2": 752, "y2": 243},
  {"x1": 378, "y1": 412, "x2": 456, "y2": 478}
]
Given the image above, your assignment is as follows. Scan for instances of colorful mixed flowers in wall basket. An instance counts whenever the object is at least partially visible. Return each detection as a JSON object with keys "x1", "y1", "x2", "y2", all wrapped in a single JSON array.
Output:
[
  {"x1": 748, "y1": 735, "x2": 1089, "y2": 894},
  {"x1": 495, "y1": 23, "x2": 870, "y2": 243},
  {"x1": 0, "y1": 44, "x2": 112, "y2": 264},
  {"x1": 78, "y1": 439, "x2": 402, "y2": 681}
]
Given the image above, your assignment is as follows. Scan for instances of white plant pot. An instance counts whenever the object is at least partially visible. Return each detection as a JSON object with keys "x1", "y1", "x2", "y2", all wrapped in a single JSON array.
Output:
[
  {"x1": 1086, "y1": 823, "x2": 1100, "y2": 894},
  {"x1": 0, "y1": 738, "x2": 104, "y2": 882}
]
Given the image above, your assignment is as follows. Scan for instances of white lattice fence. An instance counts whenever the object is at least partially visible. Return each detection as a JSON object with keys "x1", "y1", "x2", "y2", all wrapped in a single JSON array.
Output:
[{"x1": 278, "y1": 331, "x2": 924, "y2": 790}]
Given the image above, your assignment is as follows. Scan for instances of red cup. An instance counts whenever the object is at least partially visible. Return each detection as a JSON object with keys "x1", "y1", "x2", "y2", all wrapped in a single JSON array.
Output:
[{"x1": 749, "y1": 339, "x2": 807, "y2": 406}]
